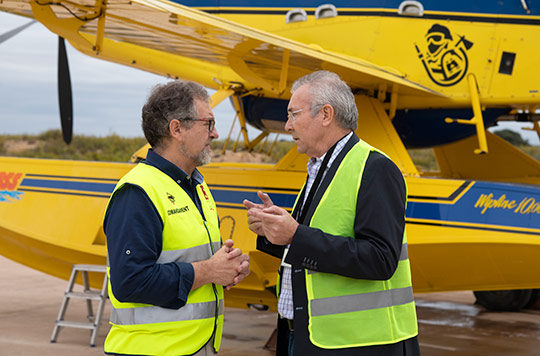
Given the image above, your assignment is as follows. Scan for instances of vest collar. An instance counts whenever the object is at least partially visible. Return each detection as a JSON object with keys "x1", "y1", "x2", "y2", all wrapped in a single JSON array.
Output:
[{"x1": 296, "y1": 133, "x2": 360, "y2": 224}]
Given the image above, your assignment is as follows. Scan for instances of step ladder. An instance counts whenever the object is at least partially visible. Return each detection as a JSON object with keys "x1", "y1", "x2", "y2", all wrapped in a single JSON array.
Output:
[{"x1": 50, "y1": 264, "x2": 108, "y2": 347}]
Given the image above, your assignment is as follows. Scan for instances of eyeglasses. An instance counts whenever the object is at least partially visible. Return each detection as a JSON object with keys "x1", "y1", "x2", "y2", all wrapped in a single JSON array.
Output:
[
  {"x1": 182, "y1": 118, "x2": 215, "y2": 132},
  {"x1": 287, "y1": 108, "x2": 303, "y2": 122}
]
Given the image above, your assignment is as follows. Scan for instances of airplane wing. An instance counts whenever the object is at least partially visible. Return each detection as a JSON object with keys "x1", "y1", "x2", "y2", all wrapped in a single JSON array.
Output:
[{"x1": 0, "y1": 0, "x2": 444, "y2": 99}]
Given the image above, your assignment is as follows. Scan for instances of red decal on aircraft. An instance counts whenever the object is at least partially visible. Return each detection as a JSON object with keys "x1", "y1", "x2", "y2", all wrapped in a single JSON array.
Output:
[{"x1": 0, "y1": 172, "x2": 23, "y2": 190}]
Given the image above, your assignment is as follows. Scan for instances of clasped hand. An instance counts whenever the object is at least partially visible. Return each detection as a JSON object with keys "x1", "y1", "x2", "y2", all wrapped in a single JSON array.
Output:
[
  {"x1": 242, "y1": 191, "x2": 298, "y2": 245},
  {"x1": 221, "y1": 239, "x2": 250, "y2": 290}
]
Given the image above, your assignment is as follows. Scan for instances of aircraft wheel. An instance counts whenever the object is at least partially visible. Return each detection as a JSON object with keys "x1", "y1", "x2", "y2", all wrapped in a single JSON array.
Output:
[
  {"x1": 525, "y1": 289, "x2": 540, "y2": 309},
  {"x1": 473, "y1": 289, "x2": 533, "y2": 311}
]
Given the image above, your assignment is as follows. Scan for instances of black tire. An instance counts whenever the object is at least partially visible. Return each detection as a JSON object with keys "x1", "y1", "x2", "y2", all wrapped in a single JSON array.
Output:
[
  {"x1": 473, "y1": 289, "x2": 533, "y2": 311},
  {"x1": 525, "y1": 289, "x2": 540, "y2": 309}
]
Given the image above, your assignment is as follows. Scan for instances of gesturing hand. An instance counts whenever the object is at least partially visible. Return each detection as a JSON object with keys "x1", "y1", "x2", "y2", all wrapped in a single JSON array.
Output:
[
  {"x1": 243, "y1": 191, "x2": 274, "y2": 210},
  {"x1": 243, "y1": 191, "x2": 275, "y2": 235},
  {"x1": 248, "y1": 205, "x2": 298, "y2": 245}
]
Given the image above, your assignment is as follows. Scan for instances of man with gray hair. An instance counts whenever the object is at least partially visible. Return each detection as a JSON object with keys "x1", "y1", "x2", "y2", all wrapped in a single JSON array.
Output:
[
  {"x1": 104, "y1": 80, "x2": 250, "y2": 356},
  {"x1": 244, "y1": 71, "x2": 419, "y2": 355}
]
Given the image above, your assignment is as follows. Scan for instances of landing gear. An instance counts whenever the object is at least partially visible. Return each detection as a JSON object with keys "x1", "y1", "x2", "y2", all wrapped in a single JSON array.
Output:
[{"x1": 473, "y1": 289, "x2": 540, "y2": 311}]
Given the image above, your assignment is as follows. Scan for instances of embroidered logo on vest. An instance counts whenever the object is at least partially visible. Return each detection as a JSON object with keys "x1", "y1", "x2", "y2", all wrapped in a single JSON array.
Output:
[
  {"x1": 167, "y1": 205, "x2": 189, "y2": 215},
  {"x1": 167, "y1": 192, "x2": 175, "y2": 204},
  {"x1": 200, "y1": 185, "x2": 209, "y2": 200}
]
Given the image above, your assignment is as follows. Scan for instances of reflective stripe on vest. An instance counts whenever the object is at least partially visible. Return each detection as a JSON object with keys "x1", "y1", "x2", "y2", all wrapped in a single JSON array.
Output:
[
  {"x1": 104, "y1": 163, "x2": 224, "y2": 356},
  {"x1": 300, "y1": 140, "x2": 418, "y2": 349},
  {"x1": 310, "y1": 286, "x2": 414, "y2": 317},
  {"x1": 111, "y1": 299, "x2": 225, "y2": 325},
  {"x1": 157, "y1": 241, "x2": 221, "y2": 263}
]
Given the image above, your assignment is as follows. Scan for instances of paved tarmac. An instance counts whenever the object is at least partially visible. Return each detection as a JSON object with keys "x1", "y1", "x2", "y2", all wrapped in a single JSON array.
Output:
[{"x1": 1, "y1": 255, "x2": 540, "y2": 355}]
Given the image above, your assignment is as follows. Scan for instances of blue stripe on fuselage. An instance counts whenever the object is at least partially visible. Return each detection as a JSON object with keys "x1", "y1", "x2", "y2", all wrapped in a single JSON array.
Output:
[
  {"x1": 20, "y1": 178, "x2": 116, "y2": 194},
  {"x1": 173, "y1": 1, "x2": 537, "y2": 16},
  {"x1": 211, "y1": 189, "x2": 298, "y2": 209},
  {"x1": 17, "y1": 176, "x2": 540, "y2": 232}
]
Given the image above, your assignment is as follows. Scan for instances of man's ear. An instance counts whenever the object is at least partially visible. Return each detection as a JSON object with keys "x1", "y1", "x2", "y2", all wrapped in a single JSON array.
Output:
[
  {"x1": 321, "y1": 104, "x2": 335, "y2": 127},
  {"x1": 169, "y1": 119, "x2": 184, "y2": 140}
]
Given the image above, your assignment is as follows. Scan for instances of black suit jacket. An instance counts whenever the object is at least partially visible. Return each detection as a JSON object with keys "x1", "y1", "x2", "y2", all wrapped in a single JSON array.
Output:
[{"x1": 257, "y1": 134, "x2": 420, "y2": 356}]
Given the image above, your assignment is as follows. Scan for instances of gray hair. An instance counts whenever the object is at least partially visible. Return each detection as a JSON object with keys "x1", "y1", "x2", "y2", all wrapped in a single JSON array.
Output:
[
  {"x1": 291, "y1": 71, "x2": 358, "y2": 130},
  {"x1": 141, "y1": 80, "x2": 210, "y2": 148}
]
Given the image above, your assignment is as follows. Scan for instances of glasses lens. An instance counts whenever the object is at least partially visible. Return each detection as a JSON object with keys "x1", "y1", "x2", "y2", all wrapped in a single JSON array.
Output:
[{"x1": 288, "y1": 109, "x2": 301, "y2": 122}]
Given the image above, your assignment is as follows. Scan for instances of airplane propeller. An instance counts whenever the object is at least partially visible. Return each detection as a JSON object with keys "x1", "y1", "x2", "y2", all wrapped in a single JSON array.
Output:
[
  {"x1": 58, "y1": 36, "x2": 73, "y2": 144},
  {"x1": 0, "y1": 20, "x2": 35, "y2": 44},
  {"x1": 1, "y1": 21, "x2": 73, "y2": 144}
]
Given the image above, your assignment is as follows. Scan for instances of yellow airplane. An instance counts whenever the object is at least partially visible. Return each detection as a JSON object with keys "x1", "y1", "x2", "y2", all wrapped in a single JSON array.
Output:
[{"x1": 1, "y1": 0, "x2": 540, "y2": 311}]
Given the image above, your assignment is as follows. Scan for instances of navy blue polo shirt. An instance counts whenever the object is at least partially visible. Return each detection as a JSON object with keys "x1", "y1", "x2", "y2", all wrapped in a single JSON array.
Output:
[{"x1": 104, "y1": 149, "x2": 207, "y2": 309}]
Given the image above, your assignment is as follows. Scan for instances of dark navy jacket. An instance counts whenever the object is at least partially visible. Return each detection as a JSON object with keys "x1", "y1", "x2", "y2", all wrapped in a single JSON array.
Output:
[{"x1": 104, "y1": 149, "x2": 206, "y2": 309}]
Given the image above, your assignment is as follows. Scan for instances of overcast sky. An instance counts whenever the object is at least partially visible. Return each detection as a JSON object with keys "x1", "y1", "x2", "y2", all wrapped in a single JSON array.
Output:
[
  {"x1": 1, "y1": 11, "x2": 538, "y2": 145},
  {"x1": 0, "y1": 11, "x2": 249, "y2": 140}
]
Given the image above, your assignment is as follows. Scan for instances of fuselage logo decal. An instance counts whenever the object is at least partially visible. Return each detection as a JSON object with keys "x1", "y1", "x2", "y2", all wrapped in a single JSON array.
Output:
[
  {"x1": 0, "y1": 172, "x2": 24, "y2": 202},
  {"x1": 475, "y1": 193, "x2": 540, "y2": 216},
  {"x1": 415, "y1": 24, "x2": 473, "y2": 87}
]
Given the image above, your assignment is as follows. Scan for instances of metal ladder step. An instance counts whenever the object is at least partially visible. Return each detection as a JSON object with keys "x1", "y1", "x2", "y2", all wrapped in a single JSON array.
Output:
[
  {"x1": 50, "y1": 264, "x2": 108, "y2": 347},
  {"x1": 55, "y1": 320, "x2": 96, "y2": 330},
  {"x1": 66, "y1": 291, "x2": 103, "y2": 300}
]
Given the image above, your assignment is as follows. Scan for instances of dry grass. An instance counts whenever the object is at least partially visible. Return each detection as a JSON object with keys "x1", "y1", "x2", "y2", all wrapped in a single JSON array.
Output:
[{"x1": 1, "y1": 131, "x2": 538, "y2": 170}]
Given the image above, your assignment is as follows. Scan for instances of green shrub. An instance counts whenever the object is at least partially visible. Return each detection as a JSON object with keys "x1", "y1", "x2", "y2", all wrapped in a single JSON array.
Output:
[
  {"x1": 408, "y1": 148, "x2": 438, "y2": 171},
  {"x1": 1, "y1": 131, "x2": 538, "y2": 168},
  {"x1": 0, "y1": 130, "x2": 146, "y2": 162},
  {"x1": 493, "y1": 129, "x2": 530, "y2": 146}
]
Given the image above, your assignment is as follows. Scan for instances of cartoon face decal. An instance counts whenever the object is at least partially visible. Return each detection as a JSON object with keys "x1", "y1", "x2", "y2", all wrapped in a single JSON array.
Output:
[{"x1": 415, "y1": 24, "x2": 473, "y2": 86}]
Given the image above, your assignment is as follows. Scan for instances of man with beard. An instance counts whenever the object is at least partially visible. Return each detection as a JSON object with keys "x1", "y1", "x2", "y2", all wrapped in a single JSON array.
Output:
[{"x1": 103, "y1": 80, "x2": 250, "y2": 356}]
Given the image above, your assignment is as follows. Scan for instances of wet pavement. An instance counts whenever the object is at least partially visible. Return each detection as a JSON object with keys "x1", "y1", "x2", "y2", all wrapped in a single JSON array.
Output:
[
  {"x1": 416, "y1": 292, "x2": 540, "y2": 356},
  {"x1": 1, "y1": 254, "x2": 539, "y2": 355}
]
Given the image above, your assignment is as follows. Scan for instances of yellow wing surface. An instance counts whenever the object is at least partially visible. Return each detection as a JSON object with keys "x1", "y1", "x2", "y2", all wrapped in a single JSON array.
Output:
[{"x1": 0, "y1": 0, "x2": 442, "y2": 100}]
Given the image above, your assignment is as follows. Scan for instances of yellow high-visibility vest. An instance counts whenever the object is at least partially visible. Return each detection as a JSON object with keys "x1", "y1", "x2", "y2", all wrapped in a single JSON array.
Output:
[
  {"x1": 295, "y1": 140, "x2": 418, "y2": 348},
  {"x1": 104, "y1": 163, "x2": 224, "y2": 356}
]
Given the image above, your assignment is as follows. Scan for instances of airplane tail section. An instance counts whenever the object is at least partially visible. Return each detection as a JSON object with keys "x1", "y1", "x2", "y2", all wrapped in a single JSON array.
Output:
[
  {"x1": 354, "y1": 95, "x2": 419, "y2": 176},
  {"x1": 434, "y1": 131, "x2": 540, "y2": 185}
]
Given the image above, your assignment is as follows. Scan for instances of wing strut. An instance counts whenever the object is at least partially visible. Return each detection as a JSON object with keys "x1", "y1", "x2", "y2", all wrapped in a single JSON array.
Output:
[
  {"x1": 279, "y1": 49, "x2": 290, "y2": 94},
  {"x1": 523, "y1": 121, "x2": 540, "y2": 143},
  {"x1": 445, "y1": 73, "x2": 488, "y2": 154},
  {"x1": 229, "y1": 94, "x2": 269, "y2": 152},
  {"x1": 213, "y1": 85, "x2": 274, "y2": 154},
  {"x1": 94, "y1": 0, "x2": 107, "y2": 53}
]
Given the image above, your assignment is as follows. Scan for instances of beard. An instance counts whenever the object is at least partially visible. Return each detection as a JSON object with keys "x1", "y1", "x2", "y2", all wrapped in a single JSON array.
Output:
[
  {"x1": 180, "y1": 141, "x2": 212, "y2": 167},
  {"x1": 196, "y1": 146, "x2": 212, "y2": 166}
]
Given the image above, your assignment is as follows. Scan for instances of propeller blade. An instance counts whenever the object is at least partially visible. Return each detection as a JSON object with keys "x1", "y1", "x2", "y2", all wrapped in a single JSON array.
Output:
[
  {"x1": 0, "y1": 20, "x2": 35, "y2": 45},
  {"x1": 58, "y1": 36, "x2": 73, "y2": 144}
]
